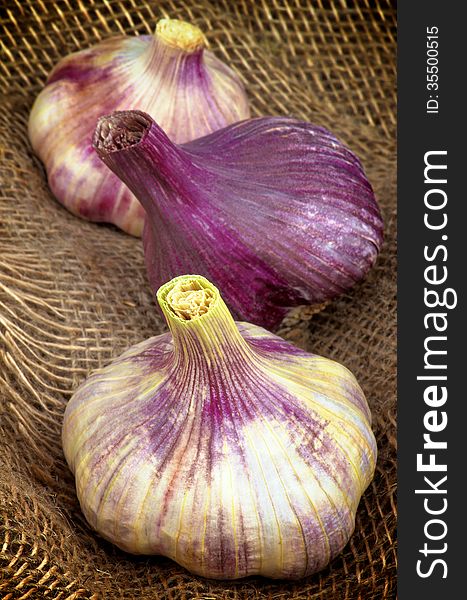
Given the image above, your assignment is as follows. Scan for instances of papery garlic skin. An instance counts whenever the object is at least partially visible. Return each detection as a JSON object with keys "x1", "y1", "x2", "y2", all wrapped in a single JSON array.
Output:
[
  {"x1": 93, "y1": 110, "x2": 384, "y2": 330},
  {"x1": 28, "y1": 19, "x2": 250, "y2": 236},
  {"x1": 62, "y1": 274, "x2": 377, "y2": 580}
]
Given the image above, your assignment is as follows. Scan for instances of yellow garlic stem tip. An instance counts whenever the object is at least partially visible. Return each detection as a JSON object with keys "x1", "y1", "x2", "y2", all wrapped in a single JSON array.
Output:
[
  {"x1": 155, "y1": 18, "x2": 205, "y2": 53},
  {"x1": 157, "y1": 275, "x2": 220, "y2": 324},
  {"x1": 157, "y1": 274, "x2": 253, "y2": 365},
  {"x1": 166, "y1": 278, "x2": 215, "y2": 321}
]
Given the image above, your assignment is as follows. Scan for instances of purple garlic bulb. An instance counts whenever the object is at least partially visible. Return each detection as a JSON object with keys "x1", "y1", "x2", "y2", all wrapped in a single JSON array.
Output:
[
  {"x1": 93, "y1": 111, "x2": 384, "y2": 329},
  {"x1": 62, "y1": 274, "x2": 377, "y2": 580},
  {"x1": 28, "y1": 19, "x2": 250, "y2": 236}
]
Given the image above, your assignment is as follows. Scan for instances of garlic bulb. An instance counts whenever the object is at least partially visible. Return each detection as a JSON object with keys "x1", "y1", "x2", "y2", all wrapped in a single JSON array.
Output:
[
  {"x1": 93, "y1": 110, "x2": 384, "y2": 330},
  {"x1": 62, "y1": 274, "x2": 377, "y2": 580},
  {"x1": 28, "y1": 19, "x2": 250, "y2": 236}
]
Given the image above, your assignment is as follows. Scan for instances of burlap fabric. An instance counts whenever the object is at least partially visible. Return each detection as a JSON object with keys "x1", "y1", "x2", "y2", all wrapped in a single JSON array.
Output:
[{"x1": 0, "y1": 1, "x2": 396, "y2": 598}]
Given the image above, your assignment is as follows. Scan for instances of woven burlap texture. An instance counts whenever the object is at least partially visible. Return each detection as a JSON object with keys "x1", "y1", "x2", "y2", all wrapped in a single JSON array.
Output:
[{"x1": 0, "y1": 0, "x2": 396, "y2": 598}]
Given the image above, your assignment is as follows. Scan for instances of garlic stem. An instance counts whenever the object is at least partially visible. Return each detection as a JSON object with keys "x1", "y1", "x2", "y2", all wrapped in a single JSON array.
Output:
[
  {"x1": 166, "y1": 278, "x2": 215, "y2": 320},
  {"x1": 155, "y1": 18, "x2": 205, "y2": 53},
  {"x1": 95, "y1": 111, "x2": 150, "y2": 153},
  {"x1": 94, "y1": 110, "x2": 198, "y2": 220},
  {"x1": 157, "y1": 275, "x2": 254, "y2": 368}
]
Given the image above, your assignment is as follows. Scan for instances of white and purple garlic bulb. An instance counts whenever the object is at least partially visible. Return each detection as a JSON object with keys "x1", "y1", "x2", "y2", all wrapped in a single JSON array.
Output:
[
  {"x1": 28, "y1": 18, "x2": 250, "y2": 236},
  {"x1": 62, "y1": 274, "x2": 377, "y2": 580},
  {"x1": 93, "y1": 110, "x2": 384, "y2": 330}
]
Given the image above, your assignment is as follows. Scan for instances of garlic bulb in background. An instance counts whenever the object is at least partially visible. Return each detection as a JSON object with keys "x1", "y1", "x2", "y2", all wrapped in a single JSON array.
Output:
[
  {"x1": 62, "y1": 274, "x2": 377, "y2": 580},
  {"x1": 28, "y1": 19, "x2": 250, "y2": 236},
  {"x1": 93, "y1": 110, "x2": 384, "y2": 330}
]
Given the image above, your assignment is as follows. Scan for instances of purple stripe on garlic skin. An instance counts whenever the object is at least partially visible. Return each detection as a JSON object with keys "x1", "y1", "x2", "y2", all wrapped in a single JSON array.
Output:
[
  {"x1": 93, "y1": 110, "x2": 383, "y2": 329},
  {"x1": 28, "y1": 19, "x2": 250, "y2": 236},
  {"x1": 62, "y1": 274, "x2": 376, "y2": 580}
]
